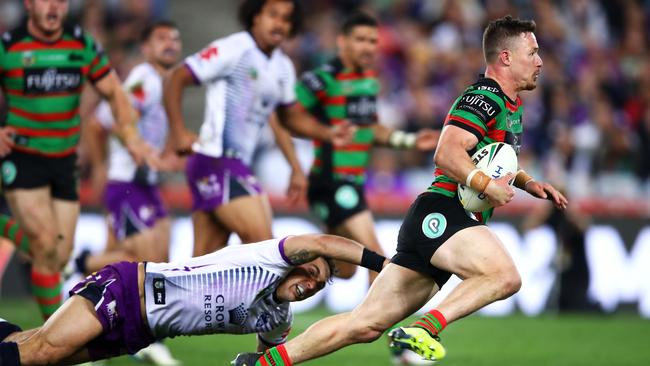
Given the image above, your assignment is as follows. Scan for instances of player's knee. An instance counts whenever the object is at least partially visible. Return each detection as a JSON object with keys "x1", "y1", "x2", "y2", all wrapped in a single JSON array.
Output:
[{"x1": 497, "y1": 267, "x2": 521, "y2": 299}]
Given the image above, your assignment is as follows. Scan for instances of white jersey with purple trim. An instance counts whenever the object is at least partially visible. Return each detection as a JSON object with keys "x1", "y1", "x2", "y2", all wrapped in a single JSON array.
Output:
[
  {"x1": 184, "y1": 31, "x2": 296, "y2": 165},
  {"x1": 144, "y1": 237, "x2": 294, "y2": 345},
  {"x1": 96, "y1": 62, "x2": 168, "y2": 184}
]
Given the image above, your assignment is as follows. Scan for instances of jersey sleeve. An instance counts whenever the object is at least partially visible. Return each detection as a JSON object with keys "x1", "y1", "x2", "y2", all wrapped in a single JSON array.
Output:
[
  {"x1": 94, "y1": 101, "x2": 114, "y2": 130},
  {"x1": 445, "y1": 91, "x2": 502, "y2": 141},
  {"x1": 184, "y1": 37, "x2": 240, "y2": 84},
  {"x1": 253, "y1": 237, "x2": 294, "y2": 274},
  {"x1": 84, "y1": 33, "x2": 111, "y2": 84},
  {"x1": 258, "y1": 310, "x2": 292, "y2": 346},
  {"x1": 295, "y1": 70, "x2": 327, "y2": 112}
]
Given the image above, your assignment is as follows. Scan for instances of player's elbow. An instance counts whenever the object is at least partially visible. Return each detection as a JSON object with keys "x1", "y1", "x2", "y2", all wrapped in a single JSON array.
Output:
[{"x1": 433, "y1": 145, "x2": 452, "y2": 171}]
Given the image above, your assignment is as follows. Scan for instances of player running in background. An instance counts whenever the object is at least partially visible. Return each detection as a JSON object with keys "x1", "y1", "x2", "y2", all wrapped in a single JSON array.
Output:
[
  {"x1": 163, "y1": 0, "x2": 352, "y2": 257},
  {"x1": 233, "y1": 15, "x2": 568, "y2": 366},
  {"x1": 0, "y1": 0, "x2": 149, "y2": 321},
  {"x1": 0, "y1": 234, "x2": 387, "y2": 365},
  {"x1": 296, "y1": 12, "x2": 439, "y2": 285}
]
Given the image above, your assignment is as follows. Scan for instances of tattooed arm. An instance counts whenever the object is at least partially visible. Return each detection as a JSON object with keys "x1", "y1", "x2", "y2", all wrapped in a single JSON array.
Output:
[{"x1": 282, "y1": 234, "x2": 388, "y2": 270}]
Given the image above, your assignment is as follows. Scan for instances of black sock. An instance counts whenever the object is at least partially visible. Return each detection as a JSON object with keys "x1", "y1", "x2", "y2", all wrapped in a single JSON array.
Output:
[
  {"x1": 0, "y1": 321, "x2": 21, "y2": 341},
  {"x1": 0, "y1": 342, "x2": 20, "y2": 365}
]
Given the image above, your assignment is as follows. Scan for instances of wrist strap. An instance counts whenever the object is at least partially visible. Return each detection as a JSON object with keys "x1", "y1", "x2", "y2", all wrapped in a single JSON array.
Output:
[
  {"x1": 514, "y1": 169, "x2": 534, "y2": 189},
  {"x1": 466, "y1": 168, "x2": 491, "y2": 193},
  {"x1": 361, "y1": 248, "x2": 386, "y2": 273}
]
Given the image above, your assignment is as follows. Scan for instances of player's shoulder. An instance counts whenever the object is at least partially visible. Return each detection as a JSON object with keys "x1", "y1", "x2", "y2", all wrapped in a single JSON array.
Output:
[
  {"x1": 216, "y1": 31, "x2": 256, "y2": 54},
  {"x1": 299, "y1": 59, "x2": 342, "y2": 89},
  {"x1": 464, "y1": 77, "x2": 508, "y2": 103},
  {"x1": 128, "y1": 62, "x2": 159, "y2": 82}
]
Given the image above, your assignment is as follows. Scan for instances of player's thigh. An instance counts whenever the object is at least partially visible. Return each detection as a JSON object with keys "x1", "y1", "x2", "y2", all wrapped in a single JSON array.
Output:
[
  {"x1": 351, "y1": 263, "x2": 438, "y2": 328},
  {"x1": 431, "y1": 225, "x2": 516, "y2": 279},
  {"x1": 4, "y1": 188, "x2": 57, "y2": 246},
  {"x1": 192, "y1": 210, "x2": 230, "y2": 255},
  {"x1": 332, "y1": 210, "x2": 383, "y2": 253},
  {"x1": 214, "y1": 194, "x2": 273, "y2": 242},
  {"x1": 52, "y1": 198, "x2": 80, "y2": 264},
  {"x1": 19, "y1": 296, "x2": 103, "y2": 364}
]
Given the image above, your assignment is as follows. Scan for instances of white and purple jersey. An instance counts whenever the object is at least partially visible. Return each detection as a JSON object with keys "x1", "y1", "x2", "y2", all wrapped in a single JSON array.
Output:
[
  {"x1": 184, "y1": 31, "x2": 296, "y2": 165},
  {"x1": 96, "y1": 62, "x2": 169, "y2": 184},
  {"x1": 144, "y1": 238, "x2": 294, "y2": 345}
]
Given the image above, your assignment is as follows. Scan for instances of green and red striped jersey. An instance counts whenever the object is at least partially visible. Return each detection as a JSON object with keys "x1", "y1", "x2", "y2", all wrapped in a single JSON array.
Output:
[
  {"x1": 0, "y1": 23, "x2": 111, "y2": 157},
  {"x1": 295, "y1": 58, "x2": 380, "y2": 184},
  {"x1": 428, "y1": 77, "x2": 523, "y2": 223}
]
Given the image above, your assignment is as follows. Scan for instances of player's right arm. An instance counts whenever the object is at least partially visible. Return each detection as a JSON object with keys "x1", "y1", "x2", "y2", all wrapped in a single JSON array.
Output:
[
  {"x1": 282, "y1": 234, "x2": 387, "y2": 272},
  {"x1": 162, "y1": 64, "x2": 197, "y2": 154},
  {"x1": 435, "y1": 93, "x2": 513, "y2": 207}
]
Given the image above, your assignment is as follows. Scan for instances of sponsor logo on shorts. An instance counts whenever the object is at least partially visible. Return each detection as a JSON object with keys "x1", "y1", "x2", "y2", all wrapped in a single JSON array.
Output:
[
  {"x1": 335, "y1": 185, "x2": 358, "y2": 209},
  {"x1": 422, "y1": 213, "x2": 447, "y2": 239},
  {"x1": 153, "y1": 278, "x2": 166, "y2": 305},
  {"x1": 196, "y1": 174, "x2": 221, "y2": 199},
  {"x1": 1, "y1": 161, "x2": 17, "y2": 185}
]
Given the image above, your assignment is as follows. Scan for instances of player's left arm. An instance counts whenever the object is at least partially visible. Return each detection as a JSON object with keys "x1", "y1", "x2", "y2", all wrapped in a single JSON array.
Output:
[
  {"x1": 282, "y1": 234, "x2": 387, "y2": 272},
  {"x1": 513, "y1": 170, "x2": 568, "y2": 209},
  {"x1": 269, "y1": 112, "x2": 307, "y2": 205},
  {"x1": 371, "y1": 123, "x2": 440, "y2": 151}
]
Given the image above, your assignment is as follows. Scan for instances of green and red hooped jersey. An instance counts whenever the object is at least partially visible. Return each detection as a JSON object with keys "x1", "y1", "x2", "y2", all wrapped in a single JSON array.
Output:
[
  {"x1": 428, "y1": 77, "x2": 524, "y2": 223},
  {"x1": 0, "y1": 23, "x2": 111, "y2": 157},
  {"x1": 295, "y1": 58, "x2": 380, "y2": 184}
]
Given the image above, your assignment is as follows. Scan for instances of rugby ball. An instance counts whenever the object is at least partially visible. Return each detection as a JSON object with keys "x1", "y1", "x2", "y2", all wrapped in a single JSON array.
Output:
[{"x1": 457, "y1": 142, "x2": 518, "y2": 212}]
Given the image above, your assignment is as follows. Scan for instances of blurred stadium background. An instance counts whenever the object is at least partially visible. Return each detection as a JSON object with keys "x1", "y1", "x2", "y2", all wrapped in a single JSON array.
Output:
[{"x1": 1, "y1": 0, "x2": 650, "y2": 365}]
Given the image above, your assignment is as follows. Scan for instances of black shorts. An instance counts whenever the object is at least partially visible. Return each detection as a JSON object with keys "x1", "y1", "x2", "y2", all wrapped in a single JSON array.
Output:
[
  {"x1": 391, "y1": 192, "x2": 483, "y2": 287},
  {"x1": 307, "y1": 176, "x2": 367, "y2": 229},
  {"x1": 1, "y1": 151, "x2": 79, "y2": 201}
]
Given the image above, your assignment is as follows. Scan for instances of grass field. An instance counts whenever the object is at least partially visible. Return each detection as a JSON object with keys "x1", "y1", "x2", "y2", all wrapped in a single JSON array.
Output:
[{"x1": 1, "y1": 299, "x2": 649, "y2": 366}]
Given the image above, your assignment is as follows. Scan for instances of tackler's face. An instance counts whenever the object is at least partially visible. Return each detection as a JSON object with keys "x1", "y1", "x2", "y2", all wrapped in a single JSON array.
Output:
[
  {"x1": 26, "y1": 0, "x2": 69, "y2": 35},
  {"x1": 276, "y1": 258, "x2": 331, "y2": 302}
]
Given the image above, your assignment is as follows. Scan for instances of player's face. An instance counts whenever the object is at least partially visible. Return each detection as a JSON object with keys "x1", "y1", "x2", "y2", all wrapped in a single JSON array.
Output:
[
  {"x1": 25, "y1": 0, "x2": 68, "y2": 35},
  {"x1": 277, "y1": 258, "x2": 330, "y2": 302},
  {"x1": 338, "y1": 25, "x2": 379, "y2": 70},
  {"x1": 510, "y1": 32, "x2": 543, "y2": 91},
  {"x1": 144, "y1": 26, "x2": 182, "y2": 69},
  {"x1": 251, "y1": 0, "x2": 294, "y2": 51}
]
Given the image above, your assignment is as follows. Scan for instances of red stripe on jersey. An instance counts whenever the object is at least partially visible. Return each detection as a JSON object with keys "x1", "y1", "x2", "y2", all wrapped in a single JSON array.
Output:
[
  {"x1": 331, "y1": 118, "x2": 346, "y2": 125},
  {"x1": 14, "y1": 126, "x2": 80, "y2": 138},
  {"x1": 446, "y1": 116, "x2": 487, "y2": 136},
  {"x1": 505, "y1": 97, "x2": 521, "y2": 112},
  {"x1": 336, "y1": 72, "x2": 362, "y2": 80},
  {"x1": 5, "y1": 69, "x2": 24, "y2": 78},
  {"x1": 9, "y1": 40, "x2": 84, "y2": 51},
  {"x1": 433, "y1": 181, "x2": 457, "y2": 192},
  {"x1": 475, "y1": 212, "x2": 484, "y2": 221},
  {"x1": 325, "y1": 95, "x2": 345, "y2": 105},
  {"x1": 487, "y1": 129, "x2": 506, "y2": 141},
  {"x1": 12, "y1": 145, "x2": 77, "y2": 157},
  {"x1": 90, "y1": 65, "x2": 110, "y2": 81},
  {"x1": 10, "y1": 107, "x2": 78, "y2": 122},
  {"x1": 315, "y1": 90, "x2": 326, "y2": 101},
  {"x1": 90, "y1": 55, "x2": 102, "y2": 68},
  {"x1": 485, "y1": 117, "x2": 496, "y2": 129},
  {"x1": 313, "y1": 140, "x2": 322, "y2": 148},
  {"x1": 6, "y1": 87, "x2": 82, "y2": 98},
  {"x1": 339, "y1": 144, "x2": 371, "y2": 152},
  {"x1": 433, "y1": 167, "x2": 446, "y2": 176},
  {"x1": 313, "y1": 158, "x2": 321, "y2": 166},
  {"x1": 334, "y1": 166, "x2": 364, "y2": 175}
]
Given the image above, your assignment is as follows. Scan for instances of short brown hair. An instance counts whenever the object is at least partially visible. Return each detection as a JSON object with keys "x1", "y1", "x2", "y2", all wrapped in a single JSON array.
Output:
[{"x1": 482, "y1": 15, "x2": 536, "y2": 63}]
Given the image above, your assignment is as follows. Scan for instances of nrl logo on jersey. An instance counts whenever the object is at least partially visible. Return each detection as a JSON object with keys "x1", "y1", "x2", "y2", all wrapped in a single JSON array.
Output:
[
  {"x1": 22, "y1": 51, "x2": 36, "y2": 66},
  {"x1": 24, "y1": 67, "x2": 81, "y2": 94}
]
